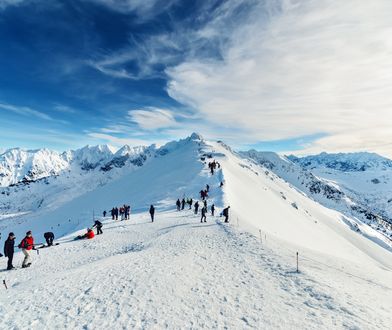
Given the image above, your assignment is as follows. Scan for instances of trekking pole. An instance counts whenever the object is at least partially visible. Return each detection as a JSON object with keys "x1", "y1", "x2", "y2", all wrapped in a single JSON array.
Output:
[
  {"x1": 296, "y1": 252, "x2": 299, "y2": 273},
  {"x1": 3, "y1": 280, "x2": 8, "y2": 290}
]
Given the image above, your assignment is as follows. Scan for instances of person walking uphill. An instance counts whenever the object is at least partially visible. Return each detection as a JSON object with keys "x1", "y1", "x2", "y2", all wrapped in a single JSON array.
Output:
[
  {"x1": 18, "y1": 231, "x2": 34, "y2": 268},
  {"x1": 194, "y1": 201, "x2": 200, "y2": 215},
  {"x1": 92, "y1": 220, "x2": 103, "y2": 235},
  {"x1": 149, "y1": 205, "x2": 155, "y2": 222},
  {"x1": 176, "y1": 199, "x2": 181, "y2": 211},
  {"x1": 4, "y1": 232, "x2": 16, "y2": 270},
  {"x1": 222, "y1": 206, "x2": 230, "y2": 223},
  {"x1": 181, "y1": 198, "x2": 186, "y2": 210},
  {"x1": 201, "y1": 206, "x2": 207, "y2": 223}
]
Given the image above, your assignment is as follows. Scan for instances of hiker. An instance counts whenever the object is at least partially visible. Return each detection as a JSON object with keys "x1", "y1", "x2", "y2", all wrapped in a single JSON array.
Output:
[
  {"x1": 111, "y1": 208, "x2": 115, "y2": 220},
  {"x1": 44, "y1": 232, "x2": 55, "y2": 246},
  {"x1": 181, "y1": 198, "x2": 186, "y2": 210},
  {"x1": 149, "y1": 205, "x2": 155, "y2": 222},
  {"x1": 201, "y1": 206, "x2": 207, "y2": 223},
  {"x1": 18, "y1": 231, "x2": 34, "y2": 268},
  {"x1": 188, "y1": 198, "x2": 193, "y2": 209},
  {"x1": 220, "y1": 181, "x2": 224, "y2": 187},
  {"x1": 194, "y1": 201, "x2": 200, "y2": 215},
  {"x1": 103, "y1": 210, "x2": 107, "y2": 217},
  {"x1": 211, "y1": 204, "x2": 215, "y2": 216},
  {"x1": 76, "y1": 228, "x2": 95, "y2": 240},
  {"x1": 222, "y1": 206, "x2": 230, "y2": 223},
  {"x1": 200, "y1": 190, "x2": 205, "y2": 200},
  {"x1": 115, "y1": 207, "x2": 119, "y2": 220},
  {"x1": 176, "y1": 199, "x2": 181, "y2": 211},
  {"x1": 125, "y1": 205, "x2": 131, "y2": 220},
  {"x1": 4, "y1": 232, "x2": 15, "y2": 270},
  {"x1": 206, "y1": 184, "x2": 210, "y2": 192},
  {"x1": 92, "y1": 220, "x2": 103, "y2": 235}
]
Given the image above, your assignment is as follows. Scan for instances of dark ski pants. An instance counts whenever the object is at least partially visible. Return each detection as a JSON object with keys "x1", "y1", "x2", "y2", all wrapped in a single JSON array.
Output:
[
  {"x1": 7, "y1": 253, "x2": 14, "y2": 270},
  {"x1": 45, "y1": 237, "x2": 54, "y2": 246},
  {"x1": 201, "y1": 215, "x2": 206, "y2": 222},
  {"x1": 224, "y1": 216, "x2": 229, "y2": 223},
  {"x1": 97, "y1": 227, "x2": 103, "y2": 235},
  {"x1": 150, "y1": 214, "x2": 154, "y2": 222}
]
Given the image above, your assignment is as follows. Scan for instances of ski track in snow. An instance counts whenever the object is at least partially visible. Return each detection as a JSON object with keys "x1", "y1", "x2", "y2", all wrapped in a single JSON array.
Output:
[{"x1": 1, "y1": 210, "x2": 390, "y2": 329}]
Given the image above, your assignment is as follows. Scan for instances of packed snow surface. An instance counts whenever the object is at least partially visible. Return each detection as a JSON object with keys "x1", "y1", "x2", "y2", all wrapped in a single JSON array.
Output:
[{"x1": 0, "y1": 135, "x2": 391, "y2": 329}]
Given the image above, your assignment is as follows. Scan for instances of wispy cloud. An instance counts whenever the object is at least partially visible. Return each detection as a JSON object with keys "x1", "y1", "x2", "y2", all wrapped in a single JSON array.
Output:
[
  {"x1": 0, "y1": 0, "x2": 26, "y2": 10},
  {"x1": 128, "y1": 107, "x2": 177, "y2": 130},
  {"x1": 87, "y1": 132, "x2": 162, "y2": 147},
  {"x1": 165, "y1": 0, "x2": 392, "y2": 156},
  {"x1": 85, "y1": 0, "x2": 178, "y2": 17},
  {"x1": 53, "y1": 104, "x2": 77, "y2": 114},
  {"x1": 0, "y1": 102, "x2": 54, "y2": 121}
]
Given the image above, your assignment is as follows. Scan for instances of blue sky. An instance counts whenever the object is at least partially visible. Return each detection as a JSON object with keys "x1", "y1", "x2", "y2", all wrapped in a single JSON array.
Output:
[{"x1": 1, "y1": 0, "x2": 391, "y2": 157}]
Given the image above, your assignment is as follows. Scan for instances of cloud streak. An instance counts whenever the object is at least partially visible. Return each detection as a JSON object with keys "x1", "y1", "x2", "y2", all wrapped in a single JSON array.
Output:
[
  {"x1": 128, "y1": 107, "x2": 177, "y2": 130},
  {"x1": 0, "y1": 102, "x2": 54, "y2": 121}
]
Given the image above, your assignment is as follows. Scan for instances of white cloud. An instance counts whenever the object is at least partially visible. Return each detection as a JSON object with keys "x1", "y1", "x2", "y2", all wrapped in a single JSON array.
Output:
[
  {"x1": 165, "y1": 0, "x2": 392, "y2": 157},
  {"x1": 128, "y1": 107, "x2": 177, "y2": 130}
]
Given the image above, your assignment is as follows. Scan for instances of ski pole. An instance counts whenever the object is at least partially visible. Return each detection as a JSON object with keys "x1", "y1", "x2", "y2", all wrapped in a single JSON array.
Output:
[{"x1": 3, "y1": 280, "x2": 7, "y2": 290}]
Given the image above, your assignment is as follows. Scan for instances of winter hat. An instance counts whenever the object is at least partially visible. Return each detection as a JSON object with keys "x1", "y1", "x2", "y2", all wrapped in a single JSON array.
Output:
[
  {"x1": 9, "y1": 232, "x2": 15, "y2": 237},
  {"x1": 26, "y1": 230, "x2": 32, "y2": 235}
]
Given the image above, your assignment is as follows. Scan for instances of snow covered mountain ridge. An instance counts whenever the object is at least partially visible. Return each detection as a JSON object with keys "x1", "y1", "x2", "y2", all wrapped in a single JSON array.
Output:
[
  {"x1": 1, "y1": 134, "x2": 392, "y2": 240},
  {"x1": 288, "y1": 151, "x2": 392, "y2": 172},
  {"x1": 0, "y1": 144, "x2": 152, "y2": 187},
  {"x1": 3, "y1": 140, "x2": 392, "y2": 187}
]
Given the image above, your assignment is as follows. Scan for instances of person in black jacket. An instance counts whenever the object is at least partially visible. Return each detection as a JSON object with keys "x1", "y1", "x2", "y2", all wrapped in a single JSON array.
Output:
[
  {"x1": 44, "y1": 232, "x2": 55, "y2": 246},
  {"x1": 4, "y1": 232, "x2": 16, "y2": 270},
  {"x1": 200, "y1": 206, "x2": 207, "y2": 223},
  {"x1": 194, "y1": 201, "x2": 199, "y2": 215},
  {"x1": 92, "y1": 220, "x2": 103, "y2": 235},
  {"x1": 211, "y1": 204, "x2": 215, "y2": 216},
  {"x1": 222, "y1": 206, "x2": 230, "y2": 223},
  {"x1": 181, "y1": 198, "x2": 186, "y2": 210},
  {"x1": 149, "y1": 205, "x2": 155, "y2": 222}
]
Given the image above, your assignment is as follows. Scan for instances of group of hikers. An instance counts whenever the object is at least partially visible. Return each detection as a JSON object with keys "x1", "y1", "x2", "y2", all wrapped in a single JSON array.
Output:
[
  {"x1": 109, "y1": 205, "x2": 131, "y2": 220},
  {"x1": 1, "y1": 230, "x2": 55, "y2": 270},
  {"x1": 176, "y1": 183, "x2": 230, "y2": 224},
  {"x1": 1, "y1": 159, "x2": 230, "y2": 271},
  {"x1": 208, "y1": 160, "x2": 220, "y2": 175}
]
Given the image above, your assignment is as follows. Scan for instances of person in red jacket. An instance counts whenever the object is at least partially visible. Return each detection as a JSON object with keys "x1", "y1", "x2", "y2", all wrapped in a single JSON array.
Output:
[
  {"x1": 75, "y1": 228, "x2": 95, "y2": 240},
  {"x1": 86, "y1": 228, "x2": 95, "y2": 239},
  {"x1": 19, "y1": 231, "x2": 34, "y2": 268}
]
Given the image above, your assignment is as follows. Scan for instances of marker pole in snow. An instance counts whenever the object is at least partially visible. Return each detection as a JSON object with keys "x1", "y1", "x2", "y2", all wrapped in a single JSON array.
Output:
[
  {"x1": 259, "y1": 229, "x2": 262, "y2": 244},
  {"x1": 3, "y1": 280, "x2": 7, "y2": 290},
  {"x1": 296, "y1": 252, "x2": 299, "y2": 273}
]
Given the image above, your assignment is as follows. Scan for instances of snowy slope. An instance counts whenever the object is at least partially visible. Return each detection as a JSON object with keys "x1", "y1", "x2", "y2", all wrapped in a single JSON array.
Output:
[
  {"x1": 289, "y1": 152, "x2": 392, "y2": 221},
  {"x1": 0, "y1": 134, "x2": 391, "y2": 329},
  {"x1": 241, "y1": 150, "x2": 392, "y2": 242}
]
